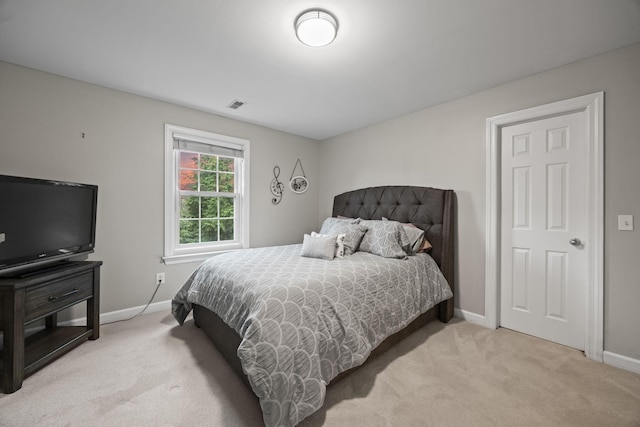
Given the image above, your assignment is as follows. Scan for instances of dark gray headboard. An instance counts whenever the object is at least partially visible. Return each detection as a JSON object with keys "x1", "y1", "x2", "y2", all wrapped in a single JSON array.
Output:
[{"x1": 332, "y1": 186, "x2": 455, "y2": 290}]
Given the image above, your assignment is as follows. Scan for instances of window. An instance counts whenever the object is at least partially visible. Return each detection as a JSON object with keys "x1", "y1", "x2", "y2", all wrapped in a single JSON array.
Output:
[{"x1": 164, "y1": 124, "x2": 250, "y2": 264}]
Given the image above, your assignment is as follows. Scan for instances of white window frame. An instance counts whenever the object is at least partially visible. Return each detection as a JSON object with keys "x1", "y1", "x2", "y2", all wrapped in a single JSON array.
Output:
[{"x1": 163, "y1": 124, "x2": 250, "y2": 265}]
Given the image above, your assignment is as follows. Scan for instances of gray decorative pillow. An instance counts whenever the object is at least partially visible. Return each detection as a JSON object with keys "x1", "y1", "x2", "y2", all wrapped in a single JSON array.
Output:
[
  {"x1": 318, "y1": 218, "x2": 367, "y2": 255},
  {"x1": 381, "y1": 217, "x2": 427, "y2": 254},
  {"x1": 359, "y1": 220, "x2": 410, "y2": 259},
  {"x1": 319, "y1": 217, "x2": 360, "y2": 233},
  {"x1": 402, "y1": 225, "x2": 426, "y2": 253},
  {"x1": 301, "y1": 233, "x2": 336, "y2": 260}
]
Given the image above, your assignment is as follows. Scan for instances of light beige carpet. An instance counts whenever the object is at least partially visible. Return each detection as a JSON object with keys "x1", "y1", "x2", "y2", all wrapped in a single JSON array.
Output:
[{"x1": 1, "y1": 311, "x2": 639, "y2": 426}]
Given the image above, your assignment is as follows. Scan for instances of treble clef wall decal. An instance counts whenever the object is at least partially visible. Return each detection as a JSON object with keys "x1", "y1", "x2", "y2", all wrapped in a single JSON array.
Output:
[{"x1": 270, "y1": 166, "x2": 285, "y2": 205}]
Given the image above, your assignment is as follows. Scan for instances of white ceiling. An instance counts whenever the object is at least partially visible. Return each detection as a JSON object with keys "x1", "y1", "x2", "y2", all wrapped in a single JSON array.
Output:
[{"x1": 1, "y1": 1, "x2": 639, "y2": 140}]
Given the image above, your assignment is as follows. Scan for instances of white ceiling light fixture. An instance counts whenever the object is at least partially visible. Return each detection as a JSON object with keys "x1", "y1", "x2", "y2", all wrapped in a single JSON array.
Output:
[{"x1": 295, "y1": 9, "x2": 338, "y2": 47}]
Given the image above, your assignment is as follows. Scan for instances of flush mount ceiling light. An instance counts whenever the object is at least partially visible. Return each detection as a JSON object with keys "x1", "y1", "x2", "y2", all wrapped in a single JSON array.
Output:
[{"x1": 295, "y1": 9, "x2": 338, "y2": 47}]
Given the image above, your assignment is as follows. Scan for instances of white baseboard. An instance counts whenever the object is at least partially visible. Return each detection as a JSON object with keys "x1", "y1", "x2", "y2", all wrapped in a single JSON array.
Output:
[
  {"x1": 603, "y1": 351, "x2": 640, "y2": 375},
  {"x1": 61, "y1": 299, "x2": 172, "y2": 326},
  {"x1": 454, "y1": 308, "x2": 489, "y2": 328}
]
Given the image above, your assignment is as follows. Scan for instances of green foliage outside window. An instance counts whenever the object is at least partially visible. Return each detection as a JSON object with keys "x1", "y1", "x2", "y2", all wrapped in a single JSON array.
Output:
[{"x1": 178, "y1": 152, "x2": 236, "y2": 244}]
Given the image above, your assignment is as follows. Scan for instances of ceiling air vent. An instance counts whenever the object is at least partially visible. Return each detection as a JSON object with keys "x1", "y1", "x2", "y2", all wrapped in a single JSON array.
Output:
[{"x1": 227, "y1": 99, "x2": 245, "y2": 110}]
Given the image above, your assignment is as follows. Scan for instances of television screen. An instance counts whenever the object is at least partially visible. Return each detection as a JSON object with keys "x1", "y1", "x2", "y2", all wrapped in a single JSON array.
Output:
[{"x1": 0, "y1": 175, "x2": 98, "y2": 276}]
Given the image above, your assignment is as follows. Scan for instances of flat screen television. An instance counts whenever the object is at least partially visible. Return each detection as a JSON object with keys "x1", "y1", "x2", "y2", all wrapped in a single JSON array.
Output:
[{"x1": 0, "y1": 174, "x2": 98, "y2": 277}]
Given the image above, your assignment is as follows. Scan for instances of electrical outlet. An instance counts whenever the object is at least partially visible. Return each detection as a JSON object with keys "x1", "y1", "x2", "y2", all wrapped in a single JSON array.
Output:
[{"x1": 156, "y1": 272, "x2": 165, "y2": 286}]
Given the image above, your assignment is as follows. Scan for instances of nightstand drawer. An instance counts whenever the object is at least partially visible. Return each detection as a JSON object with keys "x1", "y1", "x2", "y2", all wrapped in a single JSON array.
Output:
[{"x1": 25, "y1": 272, "x2": 94, "y2": 322}]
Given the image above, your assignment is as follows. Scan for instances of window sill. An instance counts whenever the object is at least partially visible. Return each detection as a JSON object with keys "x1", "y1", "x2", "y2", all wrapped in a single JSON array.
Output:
[{"x1": 162, "y1": 250, "x2": 237, "y2": 265}]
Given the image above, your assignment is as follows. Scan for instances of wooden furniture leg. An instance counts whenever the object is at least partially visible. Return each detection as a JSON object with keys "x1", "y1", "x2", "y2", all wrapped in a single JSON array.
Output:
[{"x1": 2, "y1": 289, "x2": 25, "y2": 393}]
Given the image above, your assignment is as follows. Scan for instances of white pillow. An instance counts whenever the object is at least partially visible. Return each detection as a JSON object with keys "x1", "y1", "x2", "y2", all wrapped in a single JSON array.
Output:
[
  {"x1": 301, "y1": 233, "x2": 337, "y2": 260},
  {"x1": 312, "y1": 231, "x2": 346, "y2": 258}
]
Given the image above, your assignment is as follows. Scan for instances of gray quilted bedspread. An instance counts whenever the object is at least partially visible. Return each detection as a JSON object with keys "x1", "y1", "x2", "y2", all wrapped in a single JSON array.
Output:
[{"x1": 172, "y1": 244, "x2": 452, "y2": 427}]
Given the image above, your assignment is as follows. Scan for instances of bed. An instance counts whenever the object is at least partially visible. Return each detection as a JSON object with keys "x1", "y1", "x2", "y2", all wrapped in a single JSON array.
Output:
[{"x1": 172, "y1": 185, "x2": 455, "y2": 426}]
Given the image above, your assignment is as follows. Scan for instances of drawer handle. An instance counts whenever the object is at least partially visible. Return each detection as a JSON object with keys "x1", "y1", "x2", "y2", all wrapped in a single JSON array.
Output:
[{"x1": 48, "y1": 288, "x2": 79, "y2": 301}]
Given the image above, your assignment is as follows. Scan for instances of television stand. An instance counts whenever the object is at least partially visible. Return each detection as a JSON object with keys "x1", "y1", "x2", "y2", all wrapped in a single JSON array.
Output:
[
  {"x1": 0, "y1": 260, "x2": 101, "y2": 393},
  {"x1": 13, "y1": 260, "x2": 83, "y2": 279}
]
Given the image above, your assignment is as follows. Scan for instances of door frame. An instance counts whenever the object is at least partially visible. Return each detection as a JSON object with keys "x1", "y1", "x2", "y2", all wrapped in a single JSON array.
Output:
[{"x1": 485, "y1": 92, "x2": 604, "y2": 361}]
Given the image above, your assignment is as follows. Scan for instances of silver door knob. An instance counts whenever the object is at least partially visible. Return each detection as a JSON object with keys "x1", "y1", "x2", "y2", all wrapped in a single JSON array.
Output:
[{"x1": 569, "y1": 238, "x2": 581, "y2": 246}]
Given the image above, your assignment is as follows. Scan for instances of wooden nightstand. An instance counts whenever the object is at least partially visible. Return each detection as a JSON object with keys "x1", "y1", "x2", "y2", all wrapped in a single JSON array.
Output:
[{"x1": 0, "y1": 260, "x2": 101, "y2": 393}]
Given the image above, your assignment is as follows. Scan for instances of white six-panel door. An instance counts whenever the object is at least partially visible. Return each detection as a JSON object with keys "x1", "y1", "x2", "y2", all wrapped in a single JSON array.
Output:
[{"x1": 500, "y1": 111, "x2": 588, "y2": 350}]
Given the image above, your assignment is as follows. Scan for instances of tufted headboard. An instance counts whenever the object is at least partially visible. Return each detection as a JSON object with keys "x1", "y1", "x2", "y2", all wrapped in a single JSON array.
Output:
[{"x1": 332, "y1": 186, "x2": 455, "y2": 312}]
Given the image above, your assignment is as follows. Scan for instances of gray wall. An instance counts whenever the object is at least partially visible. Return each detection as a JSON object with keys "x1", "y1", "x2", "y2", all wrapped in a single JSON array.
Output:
[
  {"x1": 2, "y1": 42, "x2": 639, "y2": 362},
  {"x1": 318, "y1": 42, "x2": 640, "y2": 360},
  {"x1": 0, "y1": 61, "x2": 320, "y2": 316}
]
